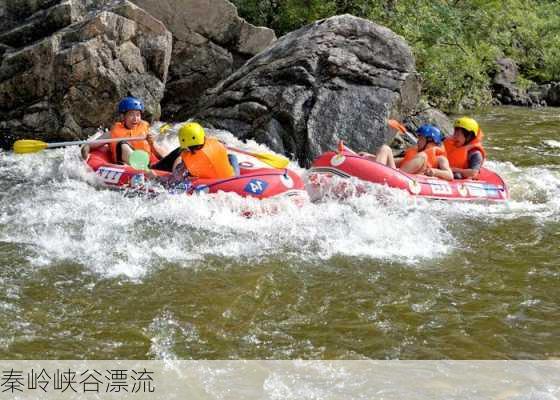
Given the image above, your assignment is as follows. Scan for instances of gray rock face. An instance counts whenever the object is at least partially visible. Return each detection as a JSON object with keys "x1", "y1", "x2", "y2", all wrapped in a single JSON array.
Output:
[
  {"x1": 543, "y1": 82, "x2": 560, "y2": 106},
  {"x1": 492, "y1": 57, "x2": 533, "y2": 106},
  {"x1": 529, "y1": 82, "x2": 560, "y2": 106},
  {"x1": 130, "y1": 0, "x2": 276, "y2": 120},
  {"x1": 491, "y1": 58, "x2": 560, "y2": 107},
  {"x1": 0, "y1": 0, "x2": 172, "y2": 148},
  {"x1": 406, "y1": 103, "x2": 453, "y2": 137},
  {"x1": 194, "y1": 15, "x2": 420, "y2": 166}
]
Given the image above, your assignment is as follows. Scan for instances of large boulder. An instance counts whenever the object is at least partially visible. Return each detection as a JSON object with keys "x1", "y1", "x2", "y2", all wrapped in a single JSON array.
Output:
[
  {"x1": 406, "y1": 102, "x2": 453, "y2": 136},
  {"x1": 130, "y1": 0, "x2": 276, "y2": 120},
  {"x1": 525, "y1": 81, "x2": 560, "y2": 107},
  {"x1": 527, "y1": 84, "x2": 548, "y2": 106},
  {"x1": 194, "y1": 15, "x2": 420, "y2": 166},
  {"x1": 543, "y1": 82, "x2": 560, "y2": 106},
  {"x1": 491, "y1": 57, "x2": 532, "y2": 106},
  {"x1": 0, "y1": 0, "x2": 172, "y2": 148}
]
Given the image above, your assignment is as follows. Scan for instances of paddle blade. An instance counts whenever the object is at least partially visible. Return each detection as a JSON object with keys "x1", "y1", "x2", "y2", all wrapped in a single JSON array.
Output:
[
  {"x1": 227, "y1": 146, "x2": 290, "y2": 169},
  {"x1": 388, "y1": 119, "x2": 418, "y2": 144},
  {"x1": 129, "y1": 150, "x2": 151, "y2": 171},
  {"x1": 388, "y1": 119, "x2": 407, "y2": 133},
  {"x1": 13, "y1": 139, "x2": 49, "y2": 154},
  {"x1": 252, "y1": 152, "x2": 290, "y2": 169},
  {"x1": 159, "y1": 123, "x2": 172, "y2": 134}
]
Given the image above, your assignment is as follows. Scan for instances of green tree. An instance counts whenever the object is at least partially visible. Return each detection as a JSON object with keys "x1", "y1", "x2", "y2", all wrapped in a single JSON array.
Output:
[{"x1": 231, "y1": 0, "x2": 560, "y2": 111}]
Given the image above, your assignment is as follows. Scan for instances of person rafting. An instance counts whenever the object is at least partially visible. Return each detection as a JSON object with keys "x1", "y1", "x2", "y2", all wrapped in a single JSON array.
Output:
[
  {"x1": 88, "y1": 96, "x2": 166, "y2": 166},
  {"x1": 154, "y1": 122, "x2": 239, "y2": 179},
  {"x1": 109, "y1": 96, "x2": 167, "y2": 165},
  {"x1": 360, "y1": 124, "x2": 453, "y2": 181},
  {"x1": 444, "y1": 117, "x2": 487, "y2": 179}
]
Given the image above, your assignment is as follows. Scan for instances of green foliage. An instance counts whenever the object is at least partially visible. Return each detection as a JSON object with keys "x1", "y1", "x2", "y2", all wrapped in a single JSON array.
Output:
[
  {"x1": 232, "y1": 0, "x2": 337, "y2": 35},
  {"x1": 231, "y1": 0, "x2": 560, "y2": 111}
]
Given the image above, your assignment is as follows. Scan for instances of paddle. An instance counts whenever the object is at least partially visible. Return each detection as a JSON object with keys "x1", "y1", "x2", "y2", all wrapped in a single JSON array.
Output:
[
  {"x1": 13, "y1": 136, "x2": 149, "y2": 154},
  {"x1": 158, "y1": 123, "x2": 172, "y2": 135},
  {"x1": 128, "y1": 150, "x2": 151, "y2": 171},
  {"x1": 149, "y1": 123, "x2": 289, "y2": 168},
  {"x1": 388, "y1": 119, "x2": 418, "y2": 144},
  {"x1": 226, "y1": 146, "x2": 290, "y2": 169}
]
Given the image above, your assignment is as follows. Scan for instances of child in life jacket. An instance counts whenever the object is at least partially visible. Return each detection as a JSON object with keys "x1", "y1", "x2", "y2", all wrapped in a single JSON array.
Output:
[
  {"x1": 360, "y1": 124, "x2": 453, "y2": 181},
  {"x1": 444, "y1": 117, "x2": 486, "y2": 179},
  {"x1": 87, "y1": 96, "x2": 166, "y2": 166},
  {"x1": 154, "y1": 122, "x2": 239, "y2": 179}
]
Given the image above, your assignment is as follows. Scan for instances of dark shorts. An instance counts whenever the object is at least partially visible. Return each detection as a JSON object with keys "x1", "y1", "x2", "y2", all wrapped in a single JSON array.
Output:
[
  {"x1": 115, "y1": 140, "x2": 131, "y2": 164},
  {"x1": 150, "y1": 147, "x2": 182, "y2": 172}
]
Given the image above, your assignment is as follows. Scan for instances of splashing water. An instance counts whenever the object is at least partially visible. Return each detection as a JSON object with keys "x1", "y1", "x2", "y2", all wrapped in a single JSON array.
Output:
[
  {"x1": 1, "y1": 145, "x2": 455, "y2": 279},
  {"x1": 1, "y1": 106, "x2": 559, "y2": 360}
]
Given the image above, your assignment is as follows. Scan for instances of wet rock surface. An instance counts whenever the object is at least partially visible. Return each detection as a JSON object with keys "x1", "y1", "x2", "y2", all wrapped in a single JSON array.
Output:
[
  {"x1": 0, "y1": 0, "x2": 172, "y2": 147},
  {"x1": 130, "y1": 0, "x2": 276, "y2": 120},
  {"x1": 194, "y1": 15, "x2": 420, "y2": 166}
]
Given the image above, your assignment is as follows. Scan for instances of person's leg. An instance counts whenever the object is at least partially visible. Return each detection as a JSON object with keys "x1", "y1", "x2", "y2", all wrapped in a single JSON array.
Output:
[
  {"x1": 116, "y1": 142, "x2": 134, "y2": 164},
  {"x1": 150, "y1": 147, "x2": 181, "y2": 172},
  {"x1": 400, "y1": 152, "x2": 427, "y2": 174},
  {"x1": 375, "y1": 145, "x2": 397, "y2": 169}
]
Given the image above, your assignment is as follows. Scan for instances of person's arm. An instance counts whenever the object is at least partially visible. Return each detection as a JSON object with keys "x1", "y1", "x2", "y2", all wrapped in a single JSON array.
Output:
[
  {"x1": 171, "y1": 154, "x2": 184, "y2": 172},
  {"x1": 146, "y1": 131, "x2": 168, "y2": 159},
  {"x1": 88, "y1": 129, "x2": 111, "y2": 150},
  {"x1": 171, "y1": 159, "x2": 188, "y2": 178},
  {"x1": 425, "y1": 156, "x2": 453, "y2": 181},
  {"x1": 81, "y1": 129, "x2": 111, "y2": 159},
  {"x1": 151, "y1": 141, "x2": 168, "y2": 159},
  {"x1": 451, "y1": 150, "x2": 483, "y2": 179}
]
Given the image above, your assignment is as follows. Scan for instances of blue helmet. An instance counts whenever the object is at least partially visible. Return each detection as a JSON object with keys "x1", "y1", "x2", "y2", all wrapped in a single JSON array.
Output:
[
  {"x1": 416, "y1": 124, "x2": 442, "y2": 145},
  {"x1": 118, "y1": 96, "x2": 144, "y2": 114}
]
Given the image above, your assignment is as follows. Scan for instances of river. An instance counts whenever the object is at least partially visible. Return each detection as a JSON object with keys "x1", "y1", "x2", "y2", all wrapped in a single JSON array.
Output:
[{"x1": 0, "y1": 106, "x2": 558, "y2": 360}]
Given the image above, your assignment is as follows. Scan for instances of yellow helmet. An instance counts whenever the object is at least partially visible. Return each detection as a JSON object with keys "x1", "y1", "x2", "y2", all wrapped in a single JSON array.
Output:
[
  {"x1": 454, "y1": 117, "x2": 479, "y2": 136},
  {"x1": 178, "y1": 122, "x2": 205, "y2": 149}
]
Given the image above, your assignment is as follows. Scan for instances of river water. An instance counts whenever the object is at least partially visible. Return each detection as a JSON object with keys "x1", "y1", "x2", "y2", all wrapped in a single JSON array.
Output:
[{"x1": 0, "y1": 106, "x2": 558, "y2": 360}]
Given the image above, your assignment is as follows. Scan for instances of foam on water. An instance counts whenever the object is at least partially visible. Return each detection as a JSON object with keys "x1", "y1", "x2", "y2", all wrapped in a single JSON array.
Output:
[
  {"x1": 543, "y1": 139, "x2": 560, "y2": 149},
  {"x1": 1, "y1": 133, "x2": 559, "y2": 280},
  {"x1": 415, "y1": 160, "x2": 560, "y2": 224}
]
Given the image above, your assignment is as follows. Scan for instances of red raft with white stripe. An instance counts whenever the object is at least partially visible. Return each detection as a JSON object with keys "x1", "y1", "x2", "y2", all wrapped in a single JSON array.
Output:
[
  {"x1": 307, "y1": 149, "x2": 509, "y2": 202},
  {"x1": 82, "y1": 144, "x2": 307, "y2": 201}
]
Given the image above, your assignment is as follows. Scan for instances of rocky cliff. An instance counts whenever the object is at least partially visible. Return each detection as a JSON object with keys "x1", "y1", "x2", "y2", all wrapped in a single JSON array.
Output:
[
  {"x1": 195, "y1": 15, "x2": 420, "y2": 166},
  {"x1": 1, "y1": 2, "x2": 425, "y2": 163},
  {"x1": 0, "y1": 0, "x2": 172, "y2": 147},
  {"x1": 130, "y1": 0, "x2": 276, "y2": 120}
]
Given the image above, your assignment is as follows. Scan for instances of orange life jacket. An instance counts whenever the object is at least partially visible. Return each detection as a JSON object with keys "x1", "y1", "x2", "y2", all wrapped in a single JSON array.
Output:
[
  {"x1": 444, "y1": 130, "x2": 486, "y2": 169},
  {"x1": 401, "y1": 144, "x2": 446, "y2": 170},
  {"x1": 180, "y1": 137, "x2": 234, "y2": 179},
  {"x1": 109, "y1": 120, "x2": 159, "y2": 164}
]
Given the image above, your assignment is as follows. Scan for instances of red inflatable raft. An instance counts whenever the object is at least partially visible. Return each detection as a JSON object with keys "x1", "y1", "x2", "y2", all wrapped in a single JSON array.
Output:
[
  {"x1": 307, "y1": 150, "x2": 509, "y2": 202},
  {"x1": 82, "y1": 144, "x2": 307, "y2": 201}
]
